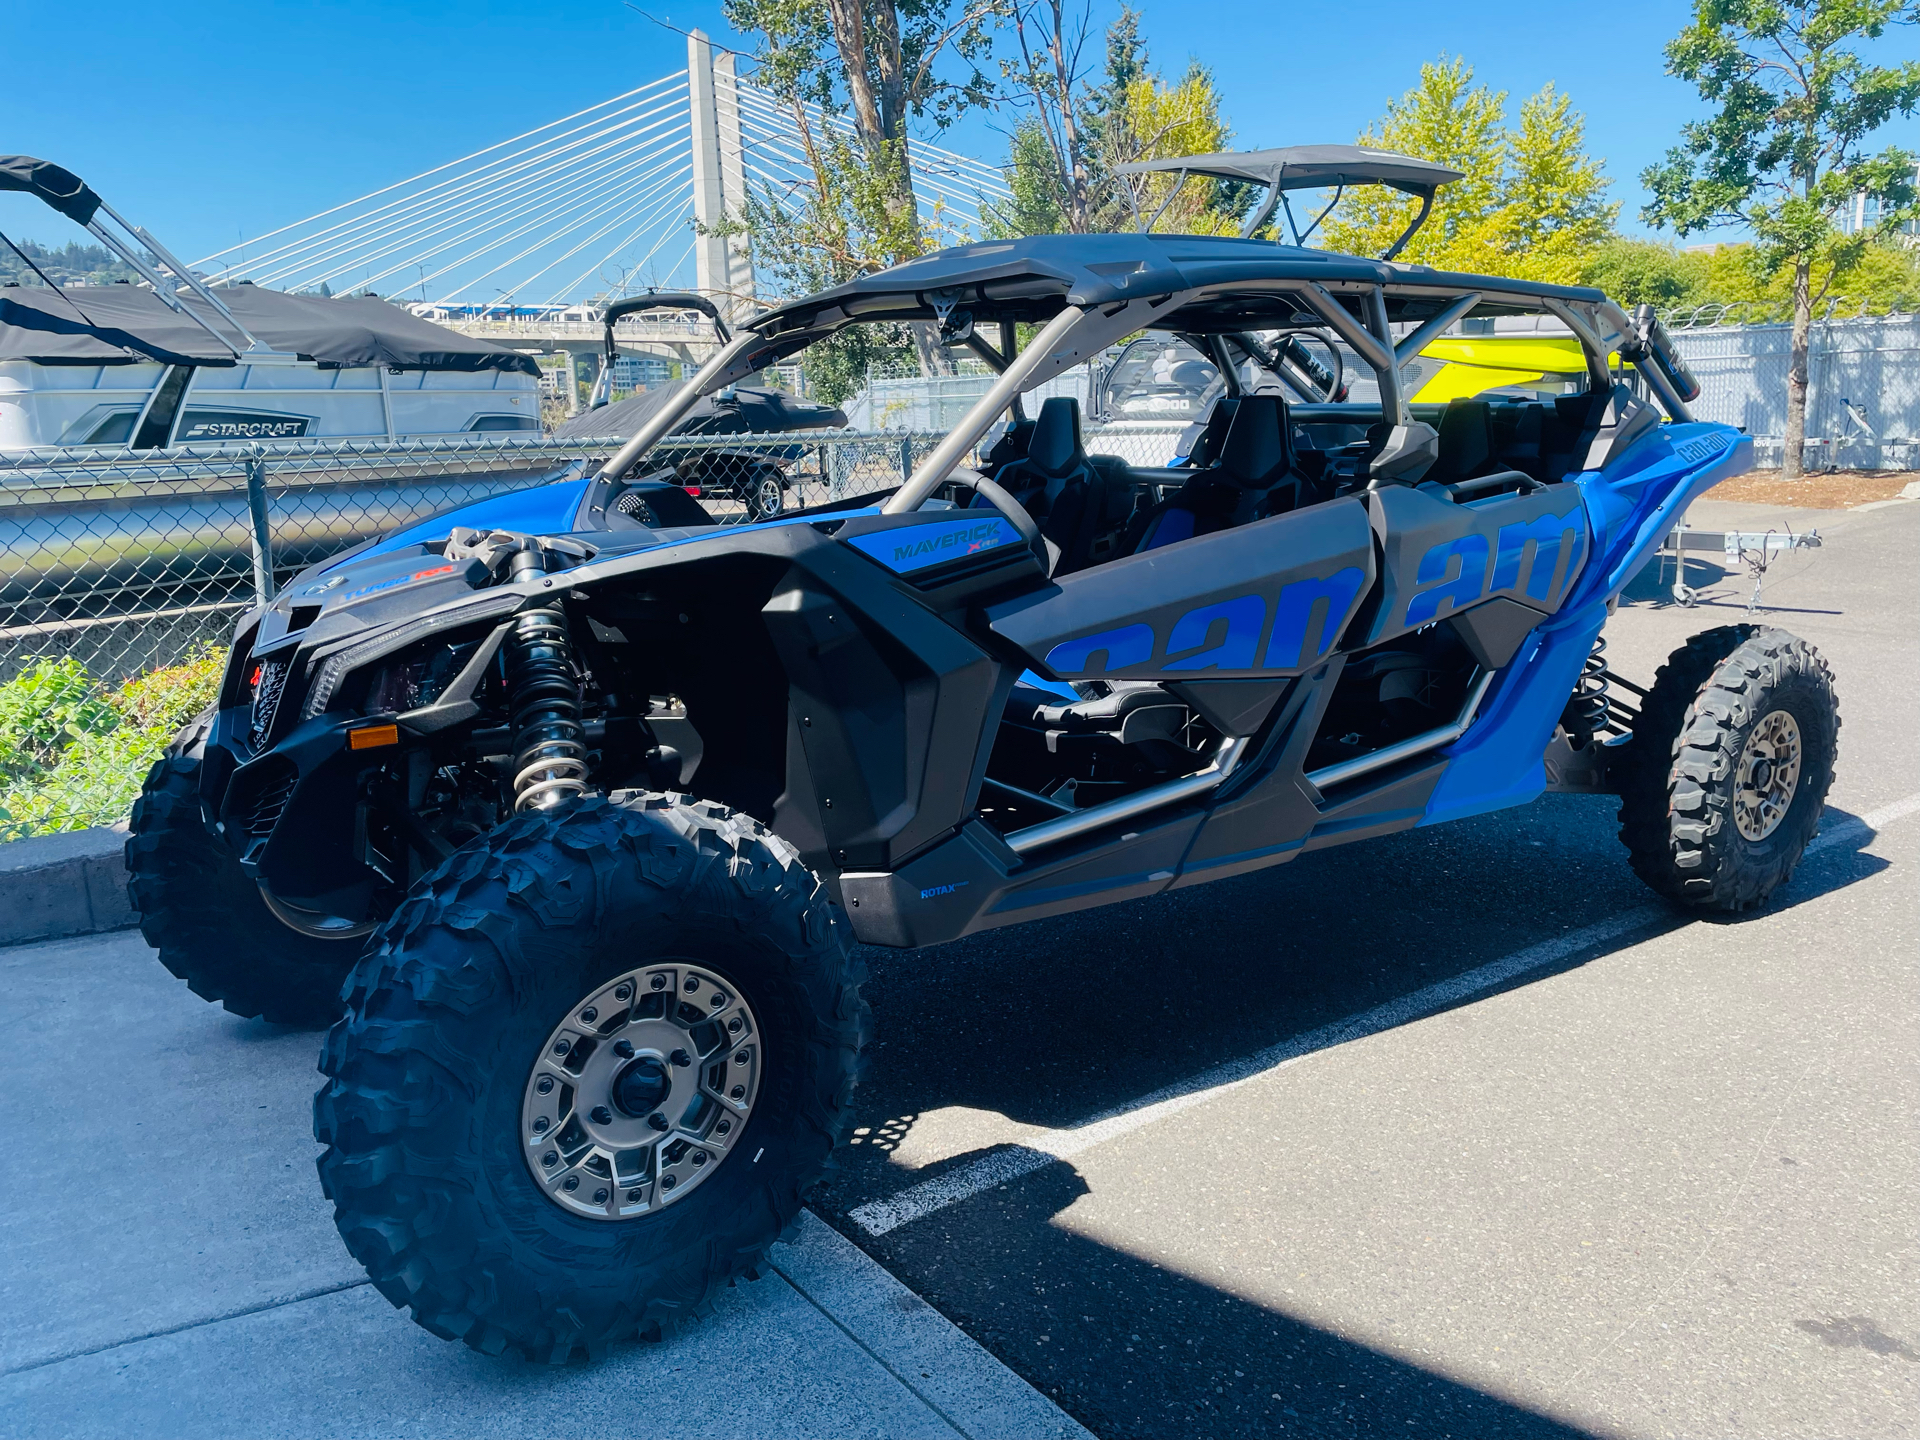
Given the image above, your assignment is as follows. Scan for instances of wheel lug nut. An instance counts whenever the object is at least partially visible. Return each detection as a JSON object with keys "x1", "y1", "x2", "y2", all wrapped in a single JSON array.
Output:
[
  {"x1": 614, "y1": 984, "x2": 632, "y2": 1001},
  {"x1": 710, "y1": 993, "x2": 726, "y2": 1007},
  {"x1": 648, "y1": 1112, "x2": 670, "y2": 1131},
  {"x1": 670, "y1": 1049, "x2": 692, "y2": 1068},
  {"x1": 626, "y1": 1188, "x2": 642, "y2": 1202},
  {"x1": 684, "y1": 977, "x2": 699, "y2": 993},
  {"x1": 590, "y1": 1106, "x2": 613, "y2": 1125},
  {"x1": 593, "y1": 1188, "x2": 609, "y2": 1204},
  {"x1": 727, "y1": 1018, "x2": 742, "y2": 1033},
  {"x1": 661, "y1": 1174, "x2": 677, "y2": 1190},
  {"x1": 716, "y1": 1119, "x2": 731, "y2": 1136},
  {"x1": 613, "y1": 1040, "x2": 635, "y2": 1058},
  {"x1": 692, "y1": 1151, "x2": 708, "y2": 1166},
  {"x1": 563, "y1": 1176, "x2": 579, "y2": 1192},
  {"x1": 536, "y1": 1076, "x2": 554, "y2": 1094},
  {"x1": 533, "y1": 1116, "x2": 549, "y2": 1133},
  {"x1": 542, "y1": 1151, "x2": 558, "y2": 1167},
  {"x1": 650, "y1": 975, "x2": 667, "y2": 990},
  {"x1": 580, "y1": 1007, "x2": 598, "y2": 1024},
  {"x1": 730, "y1": 1085, "x2": 745, "y2": 1100},
  {"x1": 552, "y1": 1039, "x2": 570, "y2": 1056}
]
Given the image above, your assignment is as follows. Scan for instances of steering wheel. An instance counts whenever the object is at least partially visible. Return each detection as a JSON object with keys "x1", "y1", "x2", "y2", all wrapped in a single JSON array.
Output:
[
  {"x1": 1281, "y1": 329, "x2": 1346, "y2": 402},
  {"x1": 943, "y1": 466, "x2": 1051, "y2": 570}
]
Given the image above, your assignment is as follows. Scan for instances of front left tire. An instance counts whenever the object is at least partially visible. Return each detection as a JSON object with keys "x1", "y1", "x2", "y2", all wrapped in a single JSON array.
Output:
[{"x1": 313, "y1": 793, "x2": 866, "y2": 1361}]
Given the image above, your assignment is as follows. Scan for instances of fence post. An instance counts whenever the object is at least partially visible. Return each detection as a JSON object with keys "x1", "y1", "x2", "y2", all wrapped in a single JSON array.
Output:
[
  {"x1": 246, "y1": 449, "x2": 276, "y2": 604},
  {"x1": 899, "y1": 436, "x2": 913, "y2": 487}
]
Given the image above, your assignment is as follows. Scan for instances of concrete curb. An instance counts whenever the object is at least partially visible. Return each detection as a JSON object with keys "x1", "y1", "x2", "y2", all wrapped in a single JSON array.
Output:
[
  {"x1": 774, "y1": 1211, "x2": 1096, "y2": 1439},
  {"x1": 0, "y1": 826, "x2": 136, "y2": 948}
]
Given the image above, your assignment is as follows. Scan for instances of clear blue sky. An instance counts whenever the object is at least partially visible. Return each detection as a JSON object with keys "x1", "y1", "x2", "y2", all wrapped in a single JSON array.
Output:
[{"x1": 2, "y1": 0, "x2": 1911, "y2": 266}]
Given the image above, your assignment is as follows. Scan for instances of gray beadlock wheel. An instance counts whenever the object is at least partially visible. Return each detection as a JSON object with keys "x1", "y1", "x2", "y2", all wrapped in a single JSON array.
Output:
[{"x1": 522, "y1": 962, "x2": 763, "y2": 1220}]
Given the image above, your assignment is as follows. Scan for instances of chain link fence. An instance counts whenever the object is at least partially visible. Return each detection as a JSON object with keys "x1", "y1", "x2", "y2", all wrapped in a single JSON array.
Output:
[
  {"x1": 1, "y1": 422, "x2": 1192, "y2": 689},
  {"x1": 0, "y1": 415, "x2": 1166, "y2": 838},
  {"x1": 1667, "y1": 312, "x2": 1920, "y2": 471}
]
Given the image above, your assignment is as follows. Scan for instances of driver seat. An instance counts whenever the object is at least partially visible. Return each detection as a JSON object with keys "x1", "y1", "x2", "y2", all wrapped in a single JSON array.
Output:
[{"x1": 983, "y1": 397, "x2": 1131, "y2": 576}]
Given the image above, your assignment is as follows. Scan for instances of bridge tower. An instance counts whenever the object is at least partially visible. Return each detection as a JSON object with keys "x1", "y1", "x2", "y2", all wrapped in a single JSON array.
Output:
[{"x1": 689, "y1": 30, "x2": 755, "y2": 318}]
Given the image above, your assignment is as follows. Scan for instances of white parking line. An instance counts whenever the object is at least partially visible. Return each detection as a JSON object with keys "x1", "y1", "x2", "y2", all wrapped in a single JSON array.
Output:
[{"x1": 849, "y1": 793, "x2": 1920, "y2": 1238}]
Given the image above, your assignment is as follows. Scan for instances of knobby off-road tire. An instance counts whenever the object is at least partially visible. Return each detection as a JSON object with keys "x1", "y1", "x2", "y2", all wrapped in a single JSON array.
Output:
[
  {"x1": 126, "y1": 753, "x2": 364, "y2": 1025},
  {"x1": 1617, "y1": 625, "x2": 1839, "y2": 911},
  {"x1": 313, "y1": 793, "x2": 866, "y2": 1362}
]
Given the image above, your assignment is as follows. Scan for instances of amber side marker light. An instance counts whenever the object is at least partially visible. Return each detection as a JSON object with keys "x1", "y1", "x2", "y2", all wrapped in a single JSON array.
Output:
[{"x1": 349, "y1": 724, "x2": 400, "y2": 750}]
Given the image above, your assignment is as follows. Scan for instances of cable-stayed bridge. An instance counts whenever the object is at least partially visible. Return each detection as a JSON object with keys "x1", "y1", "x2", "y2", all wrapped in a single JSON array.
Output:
[{"x1": 191, "y1": 31, "x2": 1011, "y2": 372}]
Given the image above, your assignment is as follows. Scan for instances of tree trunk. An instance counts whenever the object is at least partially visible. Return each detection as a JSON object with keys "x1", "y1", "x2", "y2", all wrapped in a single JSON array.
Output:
[
  {"x1": 1783, "y1": 257, "x2": 1812, "y2": 480},
  {"x1": 820, "y1": 0, "x2": 948, "y2": 377}
]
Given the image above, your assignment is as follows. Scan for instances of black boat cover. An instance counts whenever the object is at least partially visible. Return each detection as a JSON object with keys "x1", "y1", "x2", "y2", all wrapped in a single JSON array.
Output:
[
  {"x1": 0, "y1": 281, "x2": 540, "y2": 373},
  {"x1": 552, "y1": 380, "x2": 847, "y2": 439},
  {"x1": 0, "y1": 156, "x2": 102, "y2": 226}
]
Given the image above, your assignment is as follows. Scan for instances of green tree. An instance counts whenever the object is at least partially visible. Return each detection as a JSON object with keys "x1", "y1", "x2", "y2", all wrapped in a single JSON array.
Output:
[
  {"x1": 1321, "y1": 57, "x2": 1617, "y2": 282},
  {"x1": 0, "y1": 239, "x2": 140, "y2": 288},
  {"x1": 985, "y1": 116, "x2": 1069, "y2": 236},
  {"x1": 995, "y1": 0, "x2": 1102, "y2": 232},
  {"x1": 1642, "y1": 0, "x2": 1920, "y2": 475},
  {"x1": 1580, "y1": 238, "x2": 1716, "y2": 309},
  {"x1": 1105, "y1": 60, "x2": 1243, "y2": 233},
  {"x1": 723, "y1": 0, "x2": 1012, "y2": 377}
]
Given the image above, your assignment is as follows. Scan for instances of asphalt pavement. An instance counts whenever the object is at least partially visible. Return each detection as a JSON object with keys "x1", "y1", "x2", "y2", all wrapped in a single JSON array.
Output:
[
  {"x1": 0, "y1": 496, "x2": 1912, "y2": 1440},
  {"x1": 804, "y1": 496, "x2": 1920, "y2": 1438}
]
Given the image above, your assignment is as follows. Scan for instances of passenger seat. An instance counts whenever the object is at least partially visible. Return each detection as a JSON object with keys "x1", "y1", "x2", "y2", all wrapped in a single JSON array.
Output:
[
  {"x1": 1423, "y1": 399, "x2": 1499, "y2": 486},
  {"x1": 1131, "y1": 395, "x2": 1299, "y2": 551}
]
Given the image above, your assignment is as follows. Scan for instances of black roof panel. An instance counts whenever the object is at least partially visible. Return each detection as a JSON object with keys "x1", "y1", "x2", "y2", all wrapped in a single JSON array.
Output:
[
  {"x1": 749, "y1": 232, "x2": 1607, "y2": 339},
  {"x1": 1116, "y1": 145, "x2": 1465, "y2": 198}
]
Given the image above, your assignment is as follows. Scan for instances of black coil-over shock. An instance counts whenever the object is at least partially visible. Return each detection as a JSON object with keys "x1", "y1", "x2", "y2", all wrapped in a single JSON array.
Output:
[
  {"x1": 1562, "y1": 635, "x2": 1647, "y2": 743},
  {"x1": 500, "y1": 547, "x2": 590, "y2": 811}
]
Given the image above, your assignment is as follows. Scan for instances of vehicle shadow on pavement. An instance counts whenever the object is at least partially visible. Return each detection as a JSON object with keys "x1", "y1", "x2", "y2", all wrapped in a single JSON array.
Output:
[
  {"x1": 814, "y1": 797, "x2": 1897, "y2": 1434},
  {"x1": 847, "y1": 1161, "x2": 1601, "y2": 1439},
  {"x1": 825, "y1": 795, "x2": 1889, "y2": 1168}
]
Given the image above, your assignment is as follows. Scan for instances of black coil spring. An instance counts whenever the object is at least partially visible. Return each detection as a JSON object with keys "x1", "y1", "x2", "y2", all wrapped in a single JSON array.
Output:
[
  {"x1": 503, "y1": 606, "x2": 589, "y2": 811},
  {"x1": 1565, "y1": 635, "x2": 1612, "y2": 741}
]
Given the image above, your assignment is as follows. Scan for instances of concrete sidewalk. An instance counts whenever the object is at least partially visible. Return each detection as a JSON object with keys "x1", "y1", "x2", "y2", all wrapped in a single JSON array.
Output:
[{"x1": 0, "y1": 929, "x2": 1091, "y2": 1440}]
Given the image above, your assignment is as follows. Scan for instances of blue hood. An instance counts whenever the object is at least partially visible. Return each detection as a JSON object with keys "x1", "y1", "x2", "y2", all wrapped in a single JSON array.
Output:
[{"x1": 322, "y1": 478, "x2": 591, "y2": 573}]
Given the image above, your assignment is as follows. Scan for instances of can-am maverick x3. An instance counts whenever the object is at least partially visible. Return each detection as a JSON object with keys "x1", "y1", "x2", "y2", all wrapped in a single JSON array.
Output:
[{"x1": 127, "y1": 146, "x2": 1839, "y2": 1361}]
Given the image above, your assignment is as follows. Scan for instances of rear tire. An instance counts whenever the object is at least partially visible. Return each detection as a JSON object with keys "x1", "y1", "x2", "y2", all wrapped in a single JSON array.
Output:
[
  {"x1": 1617, "y1": 625, "x2": 1839, "y2": 911},
  {"x1": 312, "y1": 793, "x2": 865, "y2": 1361},
  {"x1": 126, "y1": 753, "x2": 363, "y2": 1025}
]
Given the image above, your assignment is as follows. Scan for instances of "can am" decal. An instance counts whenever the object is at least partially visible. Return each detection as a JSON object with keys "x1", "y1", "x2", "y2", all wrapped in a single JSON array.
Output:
[
  {"x1": 1045, "y1": 565, "x2": 1368, "y2": 677},
  {"x1": 1403, "y1": 505, "x2": 1587, "y2": 627}
]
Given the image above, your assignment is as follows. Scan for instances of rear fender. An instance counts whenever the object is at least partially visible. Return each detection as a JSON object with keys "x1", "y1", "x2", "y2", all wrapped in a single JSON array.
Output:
[{"x1": 1416, "y1": 421, "x2": 1750, "y2": 828}]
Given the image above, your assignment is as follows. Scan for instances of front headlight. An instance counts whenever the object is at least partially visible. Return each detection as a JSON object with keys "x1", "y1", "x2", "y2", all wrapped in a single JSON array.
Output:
[{"x1": 358, "y1": 637, "x2": 485, "y2": 716}]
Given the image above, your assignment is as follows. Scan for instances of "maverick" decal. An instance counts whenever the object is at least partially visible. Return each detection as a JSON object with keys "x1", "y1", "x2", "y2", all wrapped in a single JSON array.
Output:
[{"x1": 846, "y1": 516, "x2": 1024, "y2": 575}]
